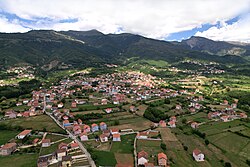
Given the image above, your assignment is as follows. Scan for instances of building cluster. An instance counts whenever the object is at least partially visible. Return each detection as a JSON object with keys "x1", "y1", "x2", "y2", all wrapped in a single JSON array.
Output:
[
  {"x1": 158, "y1": 116, "x2": 177, "y2": 128},
  {"x1": 177, "y1": 60, "x2": 225, "y2": 74},
  {"x1": 208, "y1": 99, "x2": 247, "y2": 122},
  {"x1": 6, "y1": 66, "x2": 35, "y2": 79},
  {"x1": 0, "y1": 130, "x2": 32, "y2": 156},
  {"x1": 60, "y1": 116, "x2": 122, "y2": 143},
  {"x1": 38, "y1": 141, "x2": 82, "y2": 167},
  {"x1": 4, "y1": 91, "x2": 47, "y2": 119}
]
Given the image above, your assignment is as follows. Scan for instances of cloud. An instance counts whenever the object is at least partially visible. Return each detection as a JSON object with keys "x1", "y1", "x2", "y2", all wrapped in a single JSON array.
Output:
[
  {"x1": 0, "y1": 15, "x2": 30, "y2": 32},
  {"x1": 0, "y1": 0, "x2": 249, "y2": 41},
  {"x1": 195, "y1": 14, "x2": 250, "y2": 42}
]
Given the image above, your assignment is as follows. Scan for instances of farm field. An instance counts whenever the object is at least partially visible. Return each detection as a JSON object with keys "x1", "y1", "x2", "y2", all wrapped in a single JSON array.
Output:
[
  {"x1": 87, "y1": 111, "x2": 153, "y2": 131},
  {"x1": 5, "y1": 105, "x2": 30, "y2": 112},
  {"x1": 109, "y1": 117, "x2": 152, "y2": 131},
  {"x1": 168, "y1": 150, "x2": 200, "y2": 167},
  {"x1": 85, "y1": 134, "x2": 136, "y2": 166},
  {"x1": 240, "y1": 128, "x2": 250, "y2": 137},
  {"x1": 158, "y1": 128, "x2": 201, "y2": 167},
  {"x1": 176, "y1": 133, "x2": 222, "y2": 167},
  {"x1": 199, "y1": 120, "x2": 248, "y2": 136},
  {"x1": 115, "y1": 153, "x2": 134, "y2": 166},
  {"x1": 0, "y1": 153, "x2": 38, "y2": 167},
  {"x1": 111, "y1": 134, "x2": 135, "y2": 166},
  {"x1": 0, "y1": 115, "x2": 65, "y2": 134},
  {"x1": 72, "y1": 109, "x2": 104, "y2": 115},
  {"x1": 189, "y1": 119, "x2": 250, "y2": 167},
  {"x1": 136, "y1": 104, "x2": 148, "y2": 116},
  {"x1": 111, "y1": 134, "x2": 135, "y2": 154},
  {"x1": 178, "y1": 112, "x2": 209, "y2": 124},
  {"x1": 45, "y1": 134, "x2": 68, "y2": 142},
  {"x1": 63, "y1": 99, "x2": 119, "y2": 111},
  {"x1": 0, "y1": 130, "x2": 19, "y2": 145},
  {"x1": 207, "y1": 132, "x2": 250, "y2": 167},
  {"x1": 136, "y1": 139, "x2": 164, "y2": 164},
  {"x1": 92, "y1": 151, "x2": 117, "y2": 166},
  {"x1": 157, "y1": 127, "x2": 178, "y2": 142}
]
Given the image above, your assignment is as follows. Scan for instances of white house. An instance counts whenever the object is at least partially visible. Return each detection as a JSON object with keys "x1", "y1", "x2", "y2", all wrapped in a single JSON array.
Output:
[
  {"x1": 168, "y1": 121, "x2": 176, "y2": 128},
  {"x1": 110, "y1": 128, "x2": 119, "y2": 135},
  {"x1": 105, "y1": 108, "x2": 112, "y2": 114},
  {"x1": 112, "y1": 133, "x2": 121, "y2": 142},
  {"x1": 57, "y1": 149, "x2": 67, "y2": 161},
  {"x1": 42, "y1": 139, "x2": 51, "y2": 147},
  {"x1": 221, "y1": 115, "x2": 230, "y2": 122},
  {"x1": 138, "y1": 150, "x2": 148, "y2": 165},
  {"x1": 16, "y1": 130, "x2": 32, "y2": 139},
  {"x1": 191, "y1": 122, "x2": 199, "y2": 129},
  {"x1": 58, "y1": 103, "x2": 64, "y2": 108},
  {"x1": 193, "y1": 149, "x2": 205, "y2": 162},
  {"x1": 80, "y1": 133, "x2": 88, "y2": 141},
  {"x1": 100, "y1": 134, "x2": 108, "y2": 142}
]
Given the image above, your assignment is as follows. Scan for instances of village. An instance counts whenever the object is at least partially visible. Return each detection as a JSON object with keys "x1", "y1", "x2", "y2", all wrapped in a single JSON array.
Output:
[
  {"x1": 0, "y1": 65, "x2": 35, "y2": 86},
  {"x1": 0, "y1": 71, "x2": 249, "y2": 167}
]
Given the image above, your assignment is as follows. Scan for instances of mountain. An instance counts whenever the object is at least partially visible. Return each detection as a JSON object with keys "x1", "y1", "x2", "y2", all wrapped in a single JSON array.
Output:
[
  {"x1": 0, "y1": 30, "x2": 249, "y2": 69},
  {"x1": 180, "y1": 36, "x2": 250, "y2": 56}
]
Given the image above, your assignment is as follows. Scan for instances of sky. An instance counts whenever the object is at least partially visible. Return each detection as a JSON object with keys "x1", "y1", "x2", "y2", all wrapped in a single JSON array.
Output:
[{"x1": 0, "y1": 0, "x2": 249, "y2": 42}]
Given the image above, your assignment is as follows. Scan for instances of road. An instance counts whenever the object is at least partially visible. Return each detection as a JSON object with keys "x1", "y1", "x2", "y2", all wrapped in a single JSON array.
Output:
[
  {"x1": 134, "y1": 133, "x2": 138, "y2": 167},
  {"x1": 43, "y1": 96, "x2": 96, "y2": 167}
]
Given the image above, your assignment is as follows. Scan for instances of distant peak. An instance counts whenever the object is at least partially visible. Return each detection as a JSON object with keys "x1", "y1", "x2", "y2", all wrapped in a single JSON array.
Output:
[{"x1": 187, "y1": 36, "x2": 211, "y2": 41}]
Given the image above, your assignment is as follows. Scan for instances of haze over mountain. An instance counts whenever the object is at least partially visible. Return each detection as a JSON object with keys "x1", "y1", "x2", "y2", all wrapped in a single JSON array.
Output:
[{"x1": 0, "y1": 30, "x2": 249, "y2": 69}]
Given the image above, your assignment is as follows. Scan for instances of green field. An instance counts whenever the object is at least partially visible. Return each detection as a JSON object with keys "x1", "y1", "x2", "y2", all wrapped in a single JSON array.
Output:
[
  {"x1": 85, "y1": 134, "x2": 136, "y2": 166},
  {"x1": 0, "y1": 115, "x2": 65, "y2": 134},
  {"x1": 240, "y1": 128, "x2": 250, "y2": 137},
  {"x1": 6, "y1": 105, "x2": 30, "y2": 112},
  {"x1": 199, "y1": 120, "x2": 246, "y2": 136},
  {"x1": 137, "y1": 139, "x2": 164, "y2": 163},
  {"x1": 110, "y1": 134, "x2": 135, "y2": 154},
  {"x1": 0, "y1": 130, "x2": 19, "y2": 145},
  {"x1": 0, "y1": 153, "x2": 38, "y2": 167},
  {"x1": 45, "y1": 134, "x2": 67, "y2": 142},
  {"x1": 63, "y1": 99, "x2": 118, "y2": 111},
  {"x1": 178, "y1": 112, "x2": 209, "y2": 124},
  {"x1": 92, "y1": 151, "x2": 117, "y2": 166},
  {"x1": 109, "y1": 116, "x2": 152, "y2": 131},
  {"x1": 197, "y1": 119, "x2": 250, "y2": 167},
  {"x1": 208, "y1": 132, "x2": 249, "y2": 154}
]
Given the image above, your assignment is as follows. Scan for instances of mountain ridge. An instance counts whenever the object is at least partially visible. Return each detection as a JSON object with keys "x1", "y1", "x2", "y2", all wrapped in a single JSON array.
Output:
[
  {"x1": 0, "y1": 30, "x2": 249, "y2": 69},
  {"x1": 180, "y1": 36, "x2": 250, "y2": 56}
]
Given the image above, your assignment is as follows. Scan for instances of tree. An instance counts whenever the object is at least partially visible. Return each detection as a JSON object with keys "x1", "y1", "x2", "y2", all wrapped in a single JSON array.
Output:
[
  {"x1": 183, "y1": 145, "x2": 188, "y2": 151},
  {"x1": 205, "y1": 139, "x2": 209, "y2": 145},
  {"x1": 160, "y1": 143, "x2": 167, "y2": 150},
  {"x1": 165, "y1": 99, "x2": 170, "y2": 104},
  {"x1": 224, "y1": 162, "x2": 232, "y2": 167},
  {"x1": 246, "y1": 159, "x2": 250, "y2": 166},
  {"x1": 61, "y1": 98, "x2": 66, "y2": 103},
  {"x1": 182, "y1": 118, "x2": 187, "y2": 124},
  {"x1": 143, "y1": 107, "x2": 168, "y2": 122},
  {"x1": 114, "y1": 120, "x2": 120, "y2": 125}
]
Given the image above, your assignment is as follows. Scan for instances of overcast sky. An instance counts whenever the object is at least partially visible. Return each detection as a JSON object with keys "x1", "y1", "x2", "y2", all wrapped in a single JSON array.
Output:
[{"x1": 0, "y1": 0, "x2": 249, "y2": 42}]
